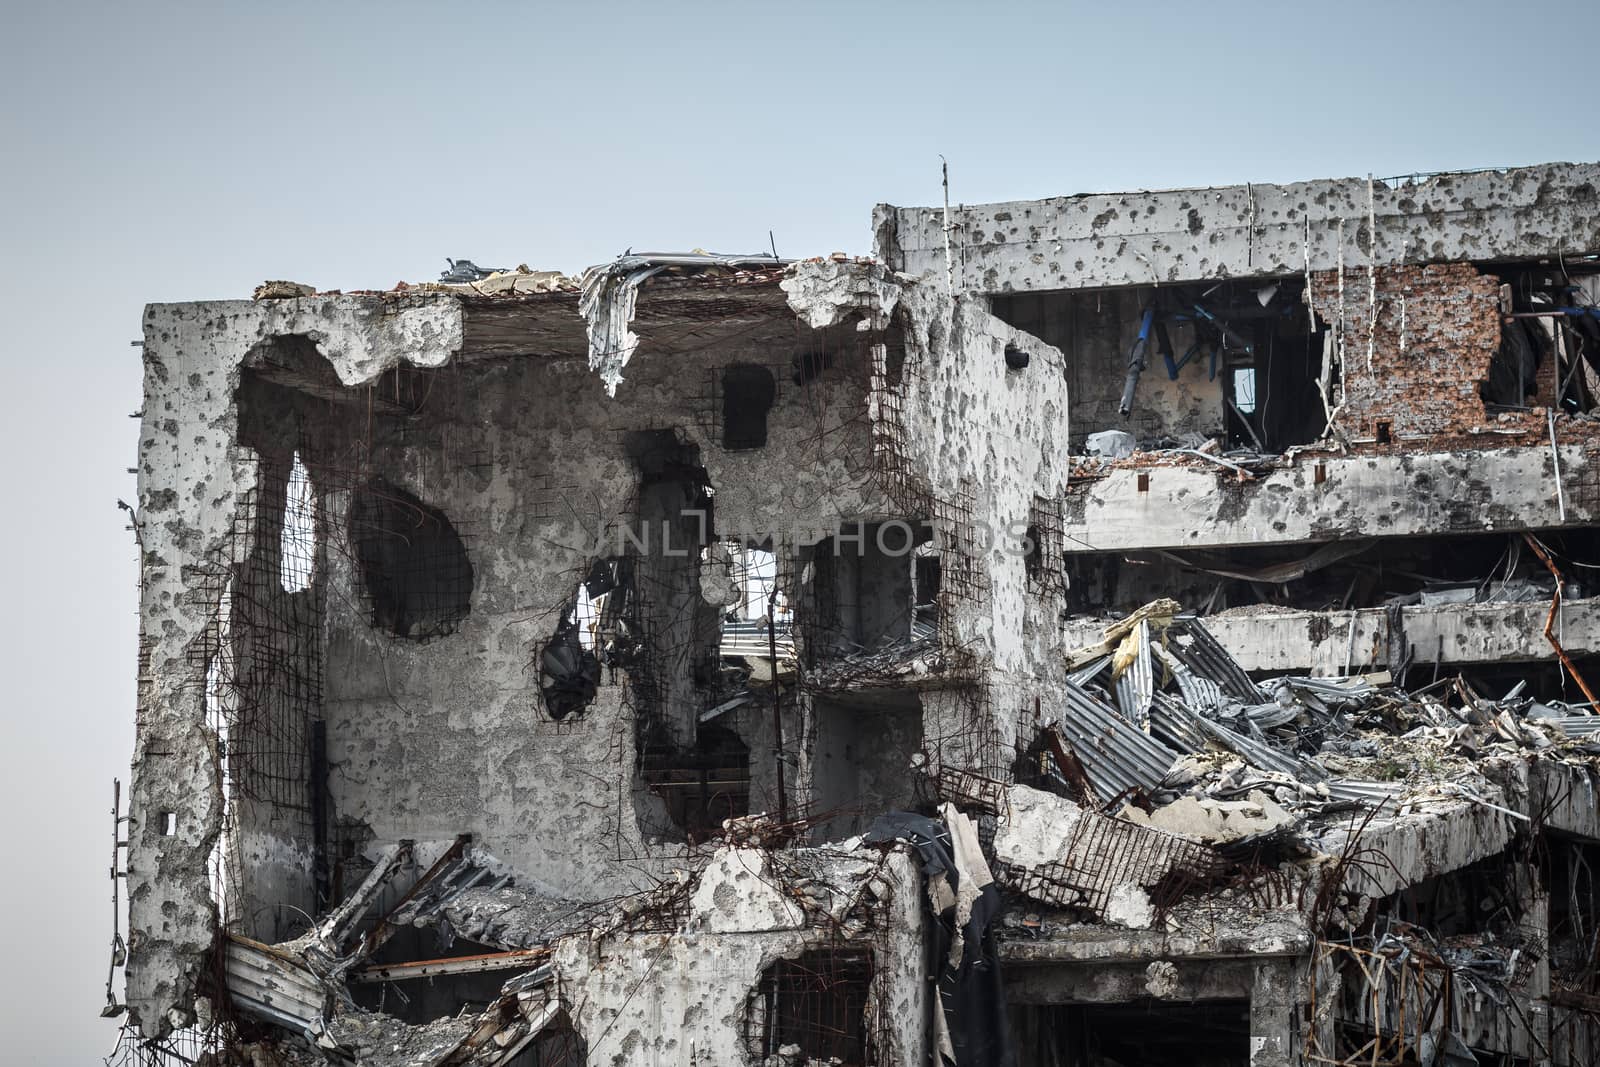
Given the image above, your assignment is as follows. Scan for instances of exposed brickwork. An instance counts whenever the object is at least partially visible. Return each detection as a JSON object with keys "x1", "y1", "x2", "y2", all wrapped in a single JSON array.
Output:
[{"x1": 1309, "y1": 262, "x2": 1504, "y2": 439}]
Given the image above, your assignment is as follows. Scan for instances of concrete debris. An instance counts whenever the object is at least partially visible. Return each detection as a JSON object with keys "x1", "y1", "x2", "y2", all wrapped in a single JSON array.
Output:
[
  {"x1": 1120, "y1": 790, "x2": 1295, "y2": 844},
  {"x1": 252, "y1": 280, "x2": 316, "y2": 300}
]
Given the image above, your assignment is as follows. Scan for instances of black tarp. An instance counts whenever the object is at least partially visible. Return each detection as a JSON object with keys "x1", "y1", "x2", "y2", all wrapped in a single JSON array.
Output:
[{"x1": 866, "y1": 811, "x2": 1015, "y2": 1067}]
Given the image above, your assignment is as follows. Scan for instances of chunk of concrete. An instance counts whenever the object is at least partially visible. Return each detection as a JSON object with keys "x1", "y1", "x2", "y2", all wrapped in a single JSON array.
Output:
[{"x1": 688, "y1": 847, "x2": 804, "y2": 933}]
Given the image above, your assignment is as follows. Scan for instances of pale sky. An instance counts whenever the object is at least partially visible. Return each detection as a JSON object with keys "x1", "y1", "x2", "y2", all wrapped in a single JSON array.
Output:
[{"x1": 4, "y1": 2, "x2": 1600, "y2": 1062}]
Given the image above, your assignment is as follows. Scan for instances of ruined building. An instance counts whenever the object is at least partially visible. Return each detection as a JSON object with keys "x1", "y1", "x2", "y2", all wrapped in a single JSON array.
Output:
[{"x1": 109, "y1": 161, "x2": 1600, "y2": 1066}]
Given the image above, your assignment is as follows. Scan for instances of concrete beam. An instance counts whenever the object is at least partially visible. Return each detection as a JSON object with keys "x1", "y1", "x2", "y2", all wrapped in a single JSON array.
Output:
[
  {"x1": 1004, "y1": 958, "x2": 1256, "y2": 1005},
  {"x1": 876, "y1": 161, "x2": 1600, "y2": 292},
  {"x1": 997, "y1": 909, "x2": 1309, "y2": 965},
  {"x1": 1310, "y1": 798, "x2": 1513, "y2": 899},
  {"x1": 1063, "y1": 445, "x2": 1593, "y2": 553},
  {"x1": 1063, "y1": 598, "x2": 1600, "y2": 675}
]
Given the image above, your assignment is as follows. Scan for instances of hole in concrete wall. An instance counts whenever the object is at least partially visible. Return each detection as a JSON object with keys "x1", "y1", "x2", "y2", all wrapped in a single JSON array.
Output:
[
  {"x1": 992, "y1": 280, "x2": 1325, "y2": 453},
  {"x1": 808, "y1": 522, "x2": 935, "y2": 659},
  {"x1": 279, "y1": 452, "x2": 316, "y2": 593},
  {"x1": 1012, "y1": 1000, "x2": 1249, "y2": 1066},
  {"x1": 811, "y1": 690, "x2": 924, "y2": 841},
  {"x1": 348, "y1": 480, "x2": 474, "y2": 641},
  {"x1": 793, "y1": 348, "x2": 836, "y2": 385},
  {"x1": 1023, "y1": 523, "x2": 1043, "y2": 580},
  {"x1": 722, "y1": 364, "x2": 776, "y2": 450},
  {"x1": 538, "y1": 558, "x2": 640, "y2": 720},
  {"x1": 747, "y1": 948, "x2": 874, "y2": 1066},
  {"x1": 1005, "y1": 344, "x2": 1031, "y2": 371},
  {"x1": 638, "y1": 723, "x2": 751, "y2": 842},
  {"x1": 716, "y1": 544, "x2": 794, "y2": 682},
  {"x1": 1482, "y1": 265, "x2": 1600, "y2": 415},
  {"x1": 161, "y1": 812, "x2": 177, "y2": 836},
  {"x1": 538, "y1": 613, "x2": 601, "y2": 721},
  {"x1": 1024, "y1": 495, "x2": 1063, "y2": 594}
]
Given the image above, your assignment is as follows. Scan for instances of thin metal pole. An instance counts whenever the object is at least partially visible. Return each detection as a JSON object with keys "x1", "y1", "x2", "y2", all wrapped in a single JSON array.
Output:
[{"x1": 767, "y1": 586, "x2": 788, "y2": 825}]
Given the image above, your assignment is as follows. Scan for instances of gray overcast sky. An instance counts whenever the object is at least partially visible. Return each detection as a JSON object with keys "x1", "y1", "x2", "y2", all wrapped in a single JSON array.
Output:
[{"x1": 4, "y1": 1, "x2": 1600, "y2": 1061}]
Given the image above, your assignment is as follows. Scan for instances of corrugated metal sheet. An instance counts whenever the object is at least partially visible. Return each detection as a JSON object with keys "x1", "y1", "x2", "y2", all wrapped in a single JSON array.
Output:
[
  {"x1": 1051, "y1": 681, "x2": 1184, "y2": 800},
  {"x1": 1069, "y1": 654, "x2": 1112, "y2": 688},
  {"x1": 224, "y1": 936, "x2": 326, "y2": 1035},
  {"x1": 1149, "y1": 692, "x2": 1206, "y2": 752},
  {"x1": 1154, "y1": 644, "x2": 1226, "y2": 715},
  {"x1": 1172, "y1": 617, "x2": 1260, "y2": 702},
  {"x1": 1115, "y1": 619, "x2": 1155, "y2": 728},
  {"x1": 719, "y1": 619, "x2": 796, "y2": 658},
  {"x1": 1323, "y1": 778, "x2": 1407, "y2": 803}
]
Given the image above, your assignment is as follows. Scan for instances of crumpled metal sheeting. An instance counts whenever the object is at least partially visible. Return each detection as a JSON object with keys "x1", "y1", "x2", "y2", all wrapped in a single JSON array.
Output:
[
  {"x1": 389, "y1": 855, "x2": 514, "y2": 931},
  {"x1": 1148, "y1": 691, "x2": 1207, "y2": 753},
  {"x1": 1115, "y1": 618, "x2": 1156, "y2": 728},
  {"x1": 1279, "y1": 675, "x2": 1378, "y2": 710},
  {"x1": 1169, "y1": 616, "x2": 1261, "y2": 703},
  {"x1": 718, "y1": 617, "x2": 797, "y2": 659},
  {"x1": 1155, "y1": 643, "x2": 1229, "y2": 716},
  {"x1": 1545, "y1": 715, "x2": 1600, "y2": 738},
  {"x1": 578, "y1": 252, "x2": 790, "y2": 396},
  {"x1": 578, "y1": 261, "x2": 664, "y2": 396},
  {"x1": 1193, "y1": 711, "x2": 1328, "y2": 783},
  {"x1": 1323, "y1": 778, "x2": 1408, "y2": 804},
  {"x1": 223, "y1": 936, "x2": 329, "y2": 1040},
  {"x1": 1069, "y1": 654, "x2": 1112, "y2": 687},
  {"x1": 1051, "y1": 682, "x2": 1185, "y2": 800}
]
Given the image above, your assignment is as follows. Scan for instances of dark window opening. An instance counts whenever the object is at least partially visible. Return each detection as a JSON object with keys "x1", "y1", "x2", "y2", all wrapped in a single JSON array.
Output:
[
  {"x1": 511, "y1": 1013, "x2": 586, "y2": 1066},
  {"x1": 1005, "y1": 344, "x2": 1030, "y2": 371},
  {"x1": 1012, "y1": 1000, "x2": 1249, "y2": 1067},
  {"x1": 1375, "y1": 419, "x2": 1393, "y2": 445},
  {"x1": 639, "y1": 724, "x2": 751, "y2": 842},
  {"x1": 811, "y1": 692, "x2": 924, "y2": 842},
  {"x1": 749, "y1": 949, "x2": 874, "y2": 1066},
  {"x1": 807, "y1": 522, "x2": 935, "y2": 660},
  {"x1": 992, "y1": 280, "x2": 1326, "y2": 454},
  {"x1": 1548, "y1": 837, "x2": 1600, "y2": 996},
  {"x1": 348, "y1": 480, "x2": 473, "y2": 641},
  {"x1": 1374, "y1": 852, "x2": 1522, "y2": 941},
  {"x1": 722, "y1": 364, "x2": 776, "y2": 450},
  {"x1": 1483, "y1": 264, "x2": 1600, "y2": 415},
  {"x1": 352, "y1": 932, "x2": 577, "y2": 1032}
]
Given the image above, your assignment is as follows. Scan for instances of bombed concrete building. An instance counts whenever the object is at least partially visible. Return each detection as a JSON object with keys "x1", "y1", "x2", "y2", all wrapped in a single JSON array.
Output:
[{"x1": 108, "y1": 161, "x2": 1600, "y2": 1067}]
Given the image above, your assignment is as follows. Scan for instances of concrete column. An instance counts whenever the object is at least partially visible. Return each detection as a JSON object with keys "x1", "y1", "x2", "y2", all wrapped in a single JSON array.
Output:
[{"x1": 1250, "y1": 958, "x2": 1298, "y2": 1067}]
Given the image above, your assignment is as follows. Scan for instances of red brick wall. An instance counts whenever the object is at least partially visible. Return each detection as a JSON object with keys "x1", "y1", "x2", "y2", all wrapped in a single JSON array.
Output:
[{"x1": 1309, "y1": 262, "x2": 1504, "y2": 439}]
